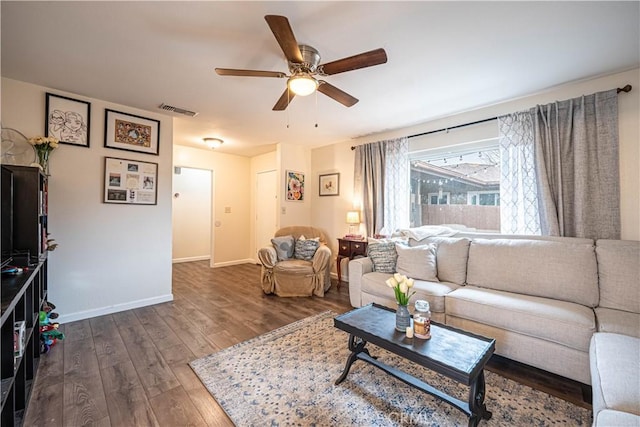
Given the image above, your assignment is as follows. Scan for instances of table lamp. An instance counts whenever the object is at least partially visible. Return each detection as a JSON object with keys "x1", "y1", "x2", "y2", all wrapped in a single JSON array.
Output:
[{"x1": 346, "y1": 211, "x2": 361, "y2": 237}]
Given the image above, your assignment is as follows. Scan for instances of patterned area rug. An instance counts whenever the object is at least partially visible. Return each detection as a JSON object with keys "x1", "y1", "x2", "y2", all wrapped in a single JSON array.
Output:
[{"x1": 190, "y1": 311, "x2": 591, "y2": 426}]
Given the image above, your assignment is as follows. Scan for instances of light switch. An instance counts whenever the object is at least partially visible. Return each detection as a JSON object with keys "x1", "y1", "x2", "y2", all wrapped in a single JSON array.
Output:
[{"x1": 281, "y1": 207, "x2": 286, "y2": 215}]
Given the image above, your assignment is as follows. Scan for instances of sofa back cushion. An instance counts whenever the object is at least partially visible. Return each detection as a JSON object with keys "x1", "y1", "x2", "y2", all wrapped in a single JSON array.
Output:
[
  {"x1": 395, "y1": 243, "x2": 438, "y2": 281},
  {"x1": 467, "y1": 238, "x2": 599, "y2": 306},
  {"x1": 410, "y1": 236, "x2": 470, "y2": 285},
  {"x1": 596, "y1": 239, "x2": 640, "y2": 314}
]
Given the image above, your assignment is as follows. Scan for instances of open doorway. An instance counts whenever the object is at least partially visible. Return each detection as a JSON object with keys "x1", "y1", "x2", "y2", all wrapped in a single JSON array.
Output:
[{"x1": 172, "y1": 166, "x2": 214, "y2": 263}]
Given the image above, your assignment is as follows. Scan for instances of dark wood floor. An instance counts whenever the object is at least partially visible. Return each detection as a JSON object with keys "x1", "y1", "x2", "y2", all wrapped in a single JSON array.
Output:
[{"x1": 24, "y1": 261, "x2": 590, "y2": 426}]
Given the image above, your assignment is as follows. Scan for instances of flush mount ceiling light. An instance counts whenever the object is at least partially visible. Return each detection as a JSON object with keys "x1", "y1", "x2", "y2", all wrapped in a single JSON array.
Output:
[
  {"x1": 287, "y1": 73, "x2": 318, "y2": 96},
  {"x1": 204, "y1": 137, "x2": 223, "y2": 149}
]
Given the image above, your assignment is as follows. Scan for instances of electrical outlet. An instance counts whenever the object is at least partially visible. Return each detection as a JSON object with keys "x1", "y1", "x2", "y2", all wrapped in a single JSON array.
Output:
[{"x1": 224, "y1": 206, "x2": 231, "y2": 213}]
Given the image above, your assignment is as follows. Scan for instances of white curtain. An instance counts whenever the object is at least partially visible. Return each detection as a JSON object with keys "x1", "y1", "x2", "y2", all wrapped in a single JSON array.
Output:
[
  {"x1": 498, "y1": 112, "x2": 541, "y2": 235},
  {"x1": 383, "y1": 137, "x2": 410, "y2": 234}
]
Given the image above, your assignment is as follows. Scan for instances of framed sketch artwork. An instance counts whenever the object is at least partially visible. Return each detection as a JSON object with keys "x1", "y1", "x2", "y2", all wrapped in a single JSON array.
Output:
[
  {"x1": 104, "y1": 109, "x2": 160, "y2": 155},
  {"x1": 319, "y1": 173, "x2": 340, "y2": 196},
  {"x1": 285, "y1": 170, "x2": 305, "y2": 201},
  {"x1": 45, "y1": 92, "x2": 91, "y2": 147},
  {"x1": 104, "y1": 156, "x2": 158, "y2": 205}
]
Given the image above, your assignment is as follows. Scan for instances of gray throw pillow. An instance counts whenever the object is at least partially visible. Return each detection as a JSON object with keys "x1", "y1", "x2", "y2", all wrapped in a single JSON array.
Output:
[
  {"x1": 294, "y1": 239, "x2": 320, "y2": 261},
  {"x1": 367, "y1": 241, "x2": 397, "y2": 273},
  {"x1": 395, "y1": 243, "x2": 438, "y2": 282},
  {"x1": 271, "y1": 235, "x2": 295, "y2": 261}
]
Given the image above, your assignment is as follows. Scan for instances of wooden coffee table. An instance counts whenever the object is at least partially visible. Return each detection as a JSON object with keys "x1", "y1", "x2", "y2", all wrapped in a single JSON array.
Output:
[{"x1": 334, "y1": 303, "x2": 495, "y2": 427}]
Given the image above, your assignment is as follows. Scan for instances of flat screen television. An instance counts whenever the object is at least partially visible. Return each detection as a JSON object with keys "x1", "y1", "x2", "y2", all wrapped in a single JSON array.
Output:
[{"x1": 1, "y1": 166, "x2": 13, "y2": 268}]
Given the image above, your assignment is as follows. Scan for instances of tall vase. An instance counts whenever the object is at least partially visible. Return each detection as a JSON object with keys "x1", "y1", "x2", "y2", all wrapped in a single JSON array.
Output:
[
  {"x1": 36, "y1": 149, "x2": 50, "y2": 175},
  {"x1": 395, "y1": 304, "x2": 411, "y2": 332}
]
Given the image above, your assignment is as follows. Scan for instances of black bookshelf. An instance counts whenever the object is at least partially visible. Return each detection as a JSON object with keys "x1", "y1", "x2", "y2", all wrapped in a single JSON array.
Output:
[{"x1": 1, "y1": 166, "x2": 48, "y2": 426}]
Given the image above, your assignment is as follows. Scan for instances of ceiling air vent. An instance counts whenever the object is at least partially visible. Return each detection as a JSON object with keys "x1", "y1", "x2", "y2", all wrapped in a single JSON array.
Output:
[{"x1": 158, "y1": 103, "x2": 199, "y2": 117}]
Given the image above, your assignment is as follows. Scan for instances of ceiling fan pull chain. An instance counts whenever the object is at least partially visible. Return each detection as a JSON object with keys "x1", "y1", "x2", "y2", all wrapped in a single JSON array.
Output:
[
  {"x1": 315, "y1": 90, "x2": 319, "y2": 128},
  {"x1": 286, "y1": 88, "x2": 290, "y2": 129}
]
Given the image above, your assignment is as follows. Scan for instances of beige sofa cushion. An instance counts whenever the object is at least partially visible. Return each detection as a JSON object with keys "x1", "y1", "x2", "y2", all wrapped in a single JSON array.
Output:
[
  {"x1": 466, "y1": 238, "x2": 599, "y2": 307},
  {"x1": 595, "y1": 307, "x2": 640, "y2": 338},
  {"x1": 590, "y1": 333, "x2": 640, "y2": 419},
  {"x1": 446, "y1": 286, "x2": 596, "y2": 352},
  {"x1": 360, "y1": 272, "x2": 459, "y2": 313},
  {"x1": 395, "y1": 243, "x2": 438, "y2": 281},
  {"x1": 596, "y1": 239, "x2": 640, "y2": 314},
  {"x1": 594, "y1": 410, "x2": 640, "y2": 427},
  {"x1": 410, "y1": 236, "x2": 470, "y2": 285}
]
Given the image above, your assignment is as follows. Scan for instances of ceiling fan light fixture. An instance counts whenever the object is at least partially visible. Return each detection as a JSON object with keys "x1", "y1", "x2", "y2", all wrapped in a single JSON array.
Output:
[
  {"x1": 204, "y1": 137, "x2": 223, "y2": 149},
  {"x1": 288, "y1": 74, "x2": 318, "y2": 96}
]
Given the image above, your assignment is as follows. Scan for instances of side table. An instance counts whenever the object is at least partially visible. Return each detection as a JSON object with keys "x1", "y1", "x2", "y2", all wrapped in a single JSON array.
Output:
[{"x1": 336, "y1": 238, "x2": 368, "y2": 289}]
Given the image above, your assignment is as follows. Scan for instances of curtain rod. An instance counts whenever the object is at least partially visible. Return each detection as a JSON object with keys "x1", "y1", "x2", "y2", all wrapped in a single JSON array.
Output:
[{"x1": 351, "y1": 84, "x2": 632, "y2": 150}]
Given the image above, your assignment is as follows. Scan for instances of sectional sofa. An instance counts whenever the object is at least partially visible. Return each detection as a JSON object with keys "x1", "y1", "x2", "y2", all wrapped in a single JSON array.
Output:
[{"x1": 348, "y1": 232, "x2": 639, "y2": 424}]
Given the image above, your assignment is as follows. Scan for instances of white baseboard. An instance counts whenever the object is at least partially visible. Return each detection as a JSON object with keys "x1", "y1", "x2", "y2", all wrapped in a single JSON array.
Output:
[
  {"x1": 212, "y1": 258, "x2": 256, "y2": 268},
  {"x1": 172, "y1": 255, "x2": 210, "y2": 263},
  {"x1": 55, "y1": 294, "x2": 174, "y2": 324}
]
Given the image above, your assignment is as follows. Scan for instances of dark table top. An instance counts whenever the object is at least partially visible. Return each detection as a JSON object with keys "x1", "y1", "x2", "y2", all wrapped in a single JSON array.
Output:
[{"x1": 334, "y1": 303, "x2": 496, "y2": 384}]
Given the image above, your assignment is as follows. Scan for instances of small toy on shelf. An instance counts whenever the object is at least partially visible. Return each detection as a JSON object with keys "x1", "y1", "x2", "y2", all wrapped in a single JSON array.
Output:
[{"x1": 39, "y1": 300, "x2": 64, "y2": 354}]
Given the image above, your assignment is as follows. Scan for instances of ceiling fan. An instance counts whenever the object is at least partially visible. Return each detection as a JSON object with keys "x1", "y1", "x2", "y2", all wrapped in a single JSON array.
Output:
[{"x1": 215, "y1": 15, "x2": 388, "y2": 111}]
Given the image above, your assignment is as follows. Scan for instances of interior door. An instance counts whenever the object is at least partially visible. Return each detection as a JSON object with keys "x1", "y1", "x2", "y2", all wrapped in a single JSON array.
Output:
[
  {"x1": 255, "y1": 170, "x2": 277, "y2": 258},
  {"x1": 172, "y1": 166, "x2": 213, "y2": 263}
]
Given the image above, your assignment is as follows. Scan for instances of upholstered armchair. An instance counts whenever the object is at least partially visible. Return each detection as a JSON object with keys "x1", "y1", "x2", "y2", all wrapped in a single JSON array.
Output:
[{"x1": 258, "y1": 226, "x2": 332, "y2": 297}]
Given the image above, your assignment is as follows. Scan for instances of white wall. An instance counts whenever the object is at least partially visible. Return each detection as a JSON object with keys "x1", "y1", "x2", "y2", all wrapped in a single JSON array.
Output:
[
  {"x1": 277, "y1": 143, "x2": 312, "y2": 228},
  {"x1": 312, "y1": 68, "x2": 640, "y2": 250},
  {"x1": 173, "y1": 145, "x2": 252, "y2": 266},
  {"x1": 1, "y1": 78, "x2": 174, "y2": 323}
]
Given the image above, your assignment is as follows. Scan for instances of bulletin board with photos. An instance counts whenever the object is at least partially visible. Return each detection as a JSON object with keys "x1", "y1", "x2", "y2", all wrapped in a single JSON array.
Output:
[{"x1": 104, "y1": 156, "x2": 158, "y2": 205}]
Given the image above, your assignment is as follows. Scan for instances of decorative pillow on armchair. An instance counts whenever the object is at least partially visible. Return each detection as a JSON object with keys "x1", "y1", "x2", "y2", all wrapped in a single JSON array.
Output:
[
  {"x1": 271, "y1": 235, "x2": 295, "y2": 261},
  {"x1": 294, "y1": 239, "x2": 320, "y2": 261},
  {"x1": 395, "y1": 243, "x2": 438, "y2": 282},
  {"x1": 367, "y1": 241, "x2": 398, "y2": 273}
]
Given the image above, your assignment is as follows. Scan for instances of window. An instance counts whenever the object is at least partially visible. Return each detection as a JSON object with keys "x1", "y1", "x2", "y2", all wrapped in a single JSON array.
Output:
[
  {"x1": 468, "y1": 191, "x2": 500, "y2": 206},
  {"x1": 410, "y1": 142, "x2": 500, "y2": 231},
  {"x1": 428, "y1": 192, "x2": 449, "y2": 205}
]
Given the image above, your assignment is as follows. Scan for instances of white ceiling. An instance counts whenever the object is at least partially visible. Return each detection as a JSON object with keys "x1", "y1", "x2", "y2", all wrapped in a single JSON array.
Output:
[{"x1": 2, "y1": 1, "x2": 638, "y2": 157}]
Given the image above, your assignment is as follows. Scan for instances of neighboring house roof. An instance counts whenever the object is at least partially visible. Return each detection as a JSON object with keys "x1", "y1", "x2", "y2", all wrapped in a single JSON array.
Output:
[{"x1": 412, "y1": 161, "x2": 500, "y2": 187}]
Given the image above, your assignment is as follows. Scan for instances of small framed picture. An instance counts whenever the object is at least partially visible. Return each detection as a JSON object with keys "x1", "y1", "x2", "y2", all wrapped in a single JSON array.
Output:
[
  {"x1": 104, "y1": 156, "x2": 158, "y2": 205},
  {"x1": 104, "y1": 109, "x2": 160, "y2": 155},
  {"x1": 319, "y1": 173, "x2": 340, "y2": 196},
  {"x1": 45, "y1": 92, "x2": 91, "y2": 147},
  {"x1": 285, "y1": 170, "x2": 305, "y2": 202}
]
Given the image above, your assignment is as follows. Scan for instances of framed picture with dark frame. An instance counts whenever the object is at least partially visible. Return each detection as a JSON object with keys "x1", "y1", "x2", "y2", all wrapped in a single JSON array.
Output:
[
  {"x1": 45, "y1": 92, "x2": 91, "y2": 147},
  {"x1": 285, "y1": 170, "x2": 305, "y2": 202},
  {"x1": 103, "y1": 156, "x2": 158, "y2": 205},
  {"x1": 104, "y1": 109, "x2": 160, "y2": 155},
  {"x1": 319, "y1": 173, "x2": 340, "y2": 196}
]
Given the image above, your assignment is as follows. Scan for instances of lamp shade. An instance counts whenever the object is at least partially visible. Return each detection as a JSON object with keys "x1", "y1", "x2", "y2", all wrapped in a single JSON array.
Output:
[
  {"x1": 288, "y1": 74, "x2": 318, "y2": 96},
  {"x1": 346, "y1": 211, "x2": 361, "y2": 224}
]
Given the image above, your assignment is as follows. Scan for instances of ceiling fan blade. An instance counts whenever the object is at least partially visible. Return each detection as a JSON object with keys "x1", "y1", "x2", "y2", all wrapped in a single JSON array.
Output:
[
  {"x1": 320, "y1": 48, "x2": 388, "y2": 75},
  {"x1": 317, "y1": 81, "x2": 359, "y2": 107},
  {"x1": 215, "y1": 68, "x2": 286, "y2": 78},
  {"x1": 273, "y1": 89, "x2": 295, "y2": 111},
  {"x1": 264, "y1": 15, "x2": 303, "y2": 63}
]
